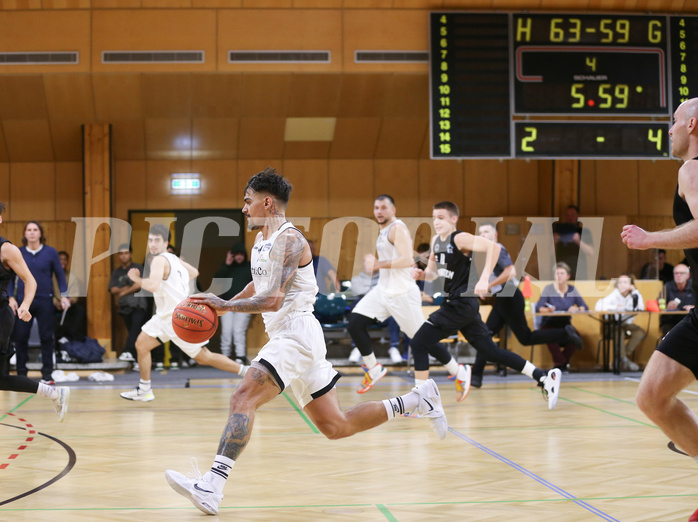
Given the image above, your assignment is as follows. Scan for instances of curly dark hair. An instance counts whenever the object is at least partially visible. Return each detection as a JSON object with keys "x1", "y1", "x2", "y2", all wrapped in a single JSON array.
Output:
[
  {"x1": 245, "y1": 167, "x2": 293, "y2": 204},
  {"x1": 149, "y1": 224, "x2": 171, "y2": 242}
]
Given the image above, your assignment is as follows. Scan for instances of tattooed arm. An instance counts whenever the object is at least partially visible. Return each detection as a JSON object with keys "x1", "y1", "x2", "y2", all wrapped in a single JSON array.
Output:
[{"x1": 191, "y1": 229, "x2": 306, "y2": 314}]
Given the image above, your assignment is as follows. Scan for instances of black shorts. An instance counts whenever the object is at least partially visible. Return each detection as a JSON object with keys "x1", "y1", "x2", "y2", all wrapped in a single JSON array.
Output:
[
  {"x1": 426, "y1": 297, "x2": 481, "y2": 336},
  {"x1": 657, "y1": 310, "x2": 698, "y2": 379}
]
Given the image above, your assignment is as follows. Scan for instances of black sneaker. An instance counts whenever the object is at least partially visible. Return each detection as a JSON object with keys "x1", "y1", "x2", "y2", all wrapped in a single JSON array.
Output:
[
  {"x1": 564, "y1": 325, "x2": 583, "y2": 350},
  {"x1": 470, "y1": 372, "x2": 483, "y2": 388}
]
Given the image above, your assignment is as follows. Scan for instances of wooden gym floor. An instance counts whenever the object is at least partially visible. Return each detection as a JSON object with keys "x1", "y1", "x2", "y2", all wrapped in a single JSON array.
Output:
[{"x1": 1, "y1": 368, "x2": 697, "y2": 521}]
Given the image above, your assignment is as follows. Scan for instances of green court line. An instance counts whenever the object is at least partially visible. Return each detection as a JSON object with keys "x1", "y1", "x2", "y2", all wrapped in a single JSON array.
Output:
[
  {"x1": 2, "y1": 492, "x2": 698, "y2": 512},
  {"x1": 377, "y1": 503, "x2": 398, "y2": 521},
  {"x1": 0, "y1": 395, "x2": 34, "y2": 423},
  {"x1": 281, "y1": 391, "x2": 320, "y2": 434},
  {"x1": 570, "y1": 386, "x2": 637, "y2": 405},
  {"x1": 560, "y1": 396, "x2": 658, "y2": 429}
]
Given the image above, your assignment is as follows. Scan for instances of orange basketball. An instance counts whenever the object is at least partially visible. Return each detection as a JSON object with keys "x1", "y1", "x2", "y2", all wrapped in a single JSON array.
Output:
[{"x1": 172, "y1": 299, "x2": 219, "y2": 344}]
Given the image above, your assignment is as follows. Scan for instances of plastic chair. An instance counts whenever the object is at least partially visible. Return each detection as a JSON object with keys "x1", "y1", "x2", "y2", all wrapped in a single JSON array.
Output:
[{"x1": 314, "y1": 293, "x2": 349, "y2": 329}]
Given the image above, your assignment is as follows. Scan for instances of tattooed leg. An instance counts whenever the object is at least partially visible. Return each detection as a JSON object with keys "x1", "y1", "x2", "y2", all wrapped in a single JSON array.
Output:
[{"x1": 217, "y1": 367, "x2": 280, "y2": 460}]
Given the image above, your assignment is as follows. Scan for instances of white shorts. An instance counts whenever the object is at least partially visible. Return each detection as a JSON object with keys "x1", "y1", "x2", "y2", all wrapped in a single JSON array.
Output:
[
  {"x1": 351, "y1": 283, "x2": 425, "y2": 338},
  {"x1": 254, "y1": 312, "x2": 339, "y2": 409},
  {"x1": 141, "y1": 314, "x2": 207, "y2": 358}
]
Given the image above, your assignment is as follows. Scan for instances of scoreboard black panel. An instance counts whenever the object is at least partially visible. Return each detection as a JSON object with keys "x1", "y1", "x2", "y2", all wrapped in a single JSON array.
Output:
[{"x1": 430, "y1": 12, "x2": 695, "y2": 159}]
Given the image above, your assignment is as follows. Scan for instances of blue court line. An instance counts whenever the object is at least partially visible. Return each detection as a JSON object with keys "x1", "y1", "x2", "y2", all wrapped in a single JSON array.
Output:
[{"x1": 449, "y1": 428, "x2": 620, "y2": 522}]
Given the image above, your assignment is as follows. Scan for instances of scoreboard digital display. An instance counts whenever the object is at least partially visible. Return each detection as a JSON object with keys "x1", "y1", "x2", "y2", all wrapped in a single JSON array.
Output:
[{"x1": 430, "y1": 12, "x2": 696, "y2": 159}]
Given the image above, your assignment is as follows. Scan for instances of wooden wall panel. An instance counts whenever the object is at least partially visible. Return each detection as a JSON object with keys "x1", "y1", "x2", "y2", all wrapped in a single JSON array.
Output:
[
  {"x1": 191, "y1": 73, "x2": 243, "y2": 118},
  {"x1": 44, "y1": 74, "x2": 95, "y2": 121},
  {"x1": 287, "y1": 74, "x2": 341, "y2": 117},
  {"x1": 384, "y1": 74, "x2": 429, "y2": 118},
  {"x1": 114, "y1": 161, "x2": 147, "y2": 220},
  {"x1": 0, "y1": 11, "x2": 90, "y2": 73},
  {"x1": 50, "y1": 121, "x2": 82, "y2": 162},
  {"x1": 237, "y1": 118, "x2": 285, "y2": 159},
  {"x1": 595, "y1": 160, "x2": 639, "y2": 216},
  {"x1": 145, "y1": 159, "x2": 194, "y2": 209},
  {"x1": 3, "y1": 120, "x2": 54, "y2": 162},
  {"x1": 638, "y1": 159, "x2": 680, "y2": 216},
  {"x1": 417, "y1": 158, "x2": 463, "y2": 217},
  {"x1": 92, "y1": 10, "x2": 217, "y2": 72},
  {"x1": 0, "y1": 163, "x2": 9, "y2": 220},
  {"x1": 192, "y1": 118, "x2": 239, "y2": 160},
  {"x1": 10, "y1": 163, "x2": 55, "y2": 221},
  {"x1": 0, "y1": 124, "x2": 9, "y2": 163},
  {"x1": 343, "y1": 10, "x2": 429, "y2": 72},
  {"x1": 112, "y1": 120, "x2": 146, "y2": 161},
  {"x1": 55, "y1": 162, "x2": 83, "y2": 221},
  {"x1": 192, "y1": 0, "x2": 241, "y2": 6},
  {"x1": 218, "y1": 10, "x2": 343, "y2": 72},
  {"x1": 579, "y1": 160, "x2": 597, "y2": 215},
  {"x1": 144, "y1": 118, "x2": 192, "y2": 160},
  {"x1": 374, "y1": 118, "x2": 428, "y2": 158},
  {"x1": 240, "y1": 74, "x2": 291, "y2": 118},
  {"x1": 190, "y1": 159, "x2": 237, "y2": 209},
  {"x1": 329, "y1": 118, "x2": 381, "y2": 158},
  {"x1": 337, "y1": 74, "x2": 390, "y2": 117},
  {"x1": 92, "y1": 74, "x2": 144, "y2": 121},
  {"x1": 283, "y1": 142, "x2": 331, "y2": 159},
  {"x1": 463, "y1": 160, "x2": 508, "y2": 217},
  {"x1": 282, "y1": 159, "x2": 328, "y2": 217},
  {"x1": 141, "y1": 74, "x2": 192, "y2": 119},
  {"x1": 373, "y1": 159, "x2": 420, "y2": 216},
  {"x1": 328, "y1": 159, "x2": 374, "y2": 218},
  {"x1": 0, "y1": 76, "x2": 48, "y2": 120},
  {"x1": 508, "y1": 160, "x2": 539, "y2": 216}
]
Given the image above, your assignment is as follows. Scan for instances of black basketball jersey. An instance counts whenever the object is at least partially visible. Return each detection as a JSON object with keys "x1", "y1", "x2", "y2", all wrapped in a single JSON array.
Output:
[
  {"x1": 432, "y1": 230, "x2": 471, "y2": 299},
  {"x1": 674, "y1": 182, "x2": 698, "y2": 294},
  {"x1": 0, "y1": 236, "x2": 14, "y2": 303}
]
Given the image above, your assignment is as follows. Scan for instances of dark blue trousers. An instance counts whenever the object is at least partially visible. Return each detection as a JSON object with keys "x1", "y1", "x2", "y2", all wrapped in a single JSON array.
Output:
[{"x1": 12, "y1": 297, "x2": 56, "y2": 381}]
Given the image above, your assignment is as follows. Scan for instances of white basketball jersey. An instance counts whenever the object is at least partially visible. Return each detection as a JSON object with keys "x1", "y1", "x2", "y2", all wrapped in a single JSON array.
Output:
[
  {"x1": 154, "y1": 252, "x2": 190, "y2": 320},
  {"x1": 251, "y1": 221, "x2": 318, "y2": 333},
  {"x1": 376, "y1": 219, "x2": 415, "y2": 295}
]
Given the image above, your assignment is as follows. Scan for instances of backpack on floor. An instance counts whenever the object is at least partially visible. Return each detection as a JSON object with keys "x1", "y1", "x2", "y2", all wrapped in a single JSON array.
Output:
[{"x1": 64, "y1": 337, "x2": 105, "y2": 363}]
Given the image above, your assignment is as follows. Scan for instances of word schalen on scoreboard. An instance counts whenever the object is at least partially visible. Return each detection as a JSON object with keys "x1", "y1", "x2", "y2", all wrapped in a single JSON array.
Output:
[{"x1": 430, "y1": 12, "x2": 698, "y2": 159}]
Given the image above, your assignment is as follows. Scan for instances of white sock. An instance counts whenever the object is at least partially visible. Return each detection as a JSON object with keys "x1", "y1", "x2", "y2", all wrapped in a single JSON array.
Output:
[
  {"x1": 37, "y1": 382, "x2": 58, "y2": 400},
  {"x1": 444, "y1": 358, "x2": 459, "y2": 376},
  {"x1": 139, "y1": 379, "x2": 151, "y2": 392},
  {"x1": 414, "y1": 378, "x2": 427, "y2": 387},
  {"x1": 238, "y1": 365, "x2": 248, "y2": 376},
  {"x1": 362, "y1": 353, "x2": 377, "y2": 370},
  {"x1": 203, "y1": 455, "x2": 235, "y2": 495},
  {"x1": 521, "y1": 361, "x2": 536, "y2": 379},
  {"x1": 383, "y1": 390, "x2": 421, "y2": 419}
]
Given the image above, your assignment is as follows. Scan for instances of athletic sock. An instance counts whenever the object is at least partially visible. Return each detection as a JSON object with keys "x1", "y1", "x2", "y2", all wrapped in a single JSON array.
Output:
[
  {"x1": 533, "y1": 368, "x2": 547, "y2": 383},
  {"x1": 383, "y1": 390, "x2": 421, "y2": 420},
  {"x1": 139, "y1": 379, "x2": 151, "y2": 392},
  {"x1": 238, "y1": 365, "x2": 248, "y2": 377},
  {"x1": 521, "y1": 361, "x2": 536, "y2": 379},
  {"x1": 37, "y1": 382, "x2": 58, "y2": 400},
  {"x1": 362, "y1": 353, "x2": 377, "y2": 370},
  {"x1": 204, "y1": 455, "x2": 235, "y2": 495},
  {"x1": 414, "y1": 378, "x2": 427, "y2": 387},
  {"x1": 444, "y1": 358, "x2": 459, "y2": 377}
]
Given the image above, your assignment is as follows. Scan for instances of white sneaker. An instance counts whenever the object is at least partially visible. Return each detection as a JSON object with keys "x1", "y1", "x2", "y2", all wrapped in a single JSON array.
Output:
[
  {"x1": 411, "y1": 379, "x2": 448, "y2": 440},
  {"x1": 388, "y1": 347, "x2": 403, "y2": 364},
  {"x1": 170, "y1": 362, "x2": 180, "y2": 370},
  {"x1": 155, "y1": 362, "x2": 164, "y2": 371},
  {"x1": 348, "y1": 347, "x2": 361, "y2": 363},
  {"x1": 541, "y1": 368, "x2": 562, "y2": 410},
  {"x1": 165, "y1": 458, "x2": 223, "y2": 515},
  {"x1": 132, "y1": 362, "x2": 139, "y2": 372},
  {"x1": 52, "y1": 386, "x2": 70, "y2": 422},
  {"x1": 120, "y1": 387, "x2": 155, "y2": 402},
  {"x1": 622, "y1": 357, "x2": 639, "y2": 372},
  {"x1": 118, "y1": 352, "x2": 135, "y2": 362}
]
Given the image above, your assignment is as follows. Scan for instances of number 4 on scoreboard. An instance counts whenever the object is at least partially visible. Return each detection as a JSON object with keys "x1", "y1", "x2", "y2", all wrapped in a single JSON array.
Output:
[{"x1": 648, "y1": 128, "x2": 662, "y2": 150}]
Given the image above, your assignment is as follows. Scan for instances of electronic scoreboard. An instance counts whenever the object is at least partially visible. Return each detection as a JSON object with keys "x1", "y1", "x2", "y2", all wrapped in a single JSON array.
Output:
[{"x1": 430, "y1": 12, "x2": 697, "y2": 158}]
